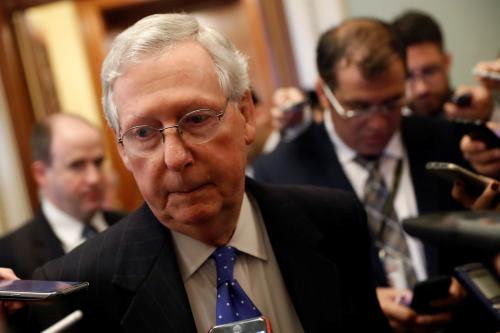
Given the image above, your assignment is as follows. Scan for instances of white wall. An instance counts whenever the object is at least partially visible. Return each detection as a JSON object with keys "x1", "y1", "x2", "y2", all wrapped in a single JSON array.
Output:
[
  {"x1": 282, "y1": 0, "x2": 347, "y2": 89},
  {"x1": 344, "y1": 0, "x2": 500, "y2": 87}
]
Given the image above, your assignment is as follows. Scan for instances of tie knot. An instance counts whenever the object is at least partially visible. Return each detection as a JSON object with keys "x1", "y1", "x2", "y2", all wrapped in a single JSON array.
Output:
[
  {"x1": 82, "y1": 224, "x2": 97, "y2": 240},
  {"x1": 213, "y1": 246, "x2": 238, "y2": 284},
  {"x1": 354, "y1": 155, "x2": 380, "y2": 173}
]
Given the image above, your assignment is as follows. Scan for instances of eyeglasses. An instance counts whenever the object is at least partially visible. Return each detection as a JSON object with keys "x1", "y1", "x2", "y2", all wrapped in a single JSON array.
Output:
[
  {"x1": 321, "y1": 82, "x2": 406, "y2": 119},
  {"x1": 118, "y1": 100, "x2": 229, "y2": 157},
  {"x1": 407, "y1": 64, "x2": 444, "y2": 86}
]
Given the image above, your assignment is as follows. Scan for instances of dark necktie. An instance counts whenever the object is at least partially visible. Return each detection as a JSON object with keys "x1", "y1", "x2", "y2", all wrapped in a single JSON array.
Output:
[
  {"x1": 354, "y1": 155, "x2": 417, "y2": 288},
  {"x1": 212, "y1": 246, "x2": 262, "y2": 325},
  {"x1": 82, "y1": 224, "x2": 98, "y2": 240}
]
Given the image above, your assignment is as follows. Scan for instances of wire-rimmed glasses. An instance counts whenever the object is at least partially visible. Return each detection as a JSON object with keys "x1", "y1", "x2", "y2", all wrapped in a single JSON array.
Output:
[
  {"x1": 321, "y1": 81, "x2": 407, "y2": 119},
  {"x1": 118, "y1": 99, "x2": 229, "y2": 157}
]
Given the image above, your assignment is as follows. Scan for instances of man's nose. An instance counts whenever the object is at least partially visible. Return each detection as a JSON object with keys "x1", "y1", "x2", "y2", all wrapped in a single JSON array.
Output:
[
  {"x1": 411, "y1": 76, "x2": 429, "y2": 96},
  {"x1": 366, "y1": 110, "x2": 391, "y2": 130},
  {"x1": 162, "y1": 131, "x2": 193, "y2": 171},
  {"x1": 85, "y1": 164, "x2": 103, "y2": 184}
]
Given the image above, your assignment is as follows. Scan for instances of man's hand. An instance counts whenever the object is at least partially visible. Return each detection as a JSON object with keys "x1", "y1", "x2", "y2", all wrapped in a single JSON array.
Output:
[
  {"x1": 444, "y1": 85, "x2": 493, "y2": 121},
  {"x1": 474, "y1": 59, "x2": 500, "y2": 90},
  {"x1": 0, "y1": 268, "x2": 24, "y2": 314},
  {"x1": 460, "y1": 134, "x2": 500, "y2": 178},
  {"x1": 377, "y1": 282, "x2": 464, "y2": 333},
  {"x1": 452, "y1": 178, "x2": 500, "y2": 211},
  {"x1": 270, "y1": 87, "x2": 307, "y2": 133}
]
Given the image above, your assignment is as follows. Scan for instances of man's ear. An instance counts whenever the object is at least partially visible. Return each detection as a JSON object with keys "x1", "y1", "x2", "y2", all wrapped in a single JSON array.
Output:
[
  {"x1": 239, "y1": 90, "x2": 256, "y2": 145},
  {"x1": 31, "y1": 160, "x2": 48, "y2": 187},
  {"x1": 315, "y1": 78, "x2": 330, "y2": 110}
]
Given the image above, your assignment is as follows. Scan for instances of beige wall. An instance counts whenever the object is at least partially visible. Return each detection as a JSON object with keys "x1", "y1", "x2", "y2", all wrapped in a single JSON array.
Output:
[
  {"x1": 0, "y1": 78, "x2": 32, "y2": 235},
  {"x1": 25, "y1": 0, "x2": 102, "y2": 126}
]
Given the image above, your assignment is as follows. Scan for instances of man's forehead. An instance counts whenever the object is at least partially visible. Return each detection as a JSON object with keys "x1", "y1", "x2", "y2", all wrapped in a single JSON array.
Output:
[{"x1": 113, "y1": 41, "x2": 224, "y2": 119}]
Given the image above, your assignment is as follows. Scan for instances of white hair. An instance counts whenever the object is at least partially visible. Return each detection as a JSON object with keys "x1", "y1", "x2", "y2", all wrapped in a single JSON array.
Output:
[{"x1": 101, "y1": 13, "x2": 250, "y2": 132}]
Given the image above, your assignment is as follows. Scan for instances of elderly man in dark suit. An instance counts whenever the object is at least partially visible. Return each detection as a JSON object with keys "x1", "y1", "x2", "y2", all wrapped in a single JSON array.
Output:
[
  {"x1": 0, "y1": 114, "x2": 123, "y2": 279},
  {"x1": 253, "y1": 18, "x2": 468, "y2": 333},
  {"x1": 0, "y1": 13, "x2": 391, "y2": 333}
]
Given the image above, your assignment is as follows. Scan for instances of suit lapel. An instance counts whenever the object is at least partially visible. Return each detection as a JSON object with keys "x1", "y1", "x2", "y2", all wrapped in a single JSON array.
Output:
[
  {"x1": 33, "y1": 211, "x2": 65, "y2": 262},
  {"x1": 311, "y1": 124, "x2": 356, "y2": 192},
  {"x1": 112, "y1": 204, "x2": 197, "y2": 332},
  {"x1": 246, "y1": 179, "x2": 342, "y2": 331}
]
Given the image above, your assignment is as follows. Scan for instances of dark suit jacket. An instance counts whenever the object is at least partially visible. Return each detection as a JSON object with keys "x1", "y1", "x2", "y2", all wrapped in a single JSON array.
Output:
[
  {"x1": 27, "y1": 179, "x2": 392, "y2": 333},
  {"x1": 253, "y1": 115, "x2": 470, "y2": 284},
  {"x1": 0, "y1": 209, "x2": 124, "y2": 279}
]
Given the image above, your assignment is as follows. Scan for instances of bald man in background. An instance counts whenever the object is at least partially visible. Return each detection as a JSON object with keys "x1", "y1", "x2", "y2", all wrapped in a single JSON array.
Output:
[{"x1": 0, "y1": 113, "x2": 124, "y2": 279}]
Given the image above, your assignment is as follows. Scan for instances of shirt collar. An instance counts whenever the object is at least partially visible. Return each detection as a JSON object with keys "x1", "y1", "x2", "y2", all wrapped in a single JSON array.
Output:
[
  {"x1": 171, "y1": 192, "x2": 268, "y2": 281},
  {"x1": 42, "y1": 199, "x2": 106, "y2": 252},
  {"x1": 324, "y1": 111, "x2": 404, "y2": 163}
]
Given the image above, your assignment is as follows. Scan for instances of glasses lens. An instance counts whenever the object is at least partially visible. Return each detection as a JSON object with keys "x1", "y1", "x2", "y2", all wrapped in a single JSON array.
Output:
[
  {"x1": 180, "y1": 109, "x2": 222, "y2": 144},
  {"x1": 123, "y1": 125, "x2": 162, "y2": 156}
]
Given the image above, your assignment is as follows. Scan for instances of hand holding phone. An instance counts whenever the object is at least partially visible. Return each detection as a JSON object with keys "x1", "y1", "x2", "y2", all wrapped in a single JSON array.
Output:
[
  {"x1": 451, "y1": 93, "x2": 472, "y2": 107},
  {"x1": 426, "y1": 162, "x2": 491, "y2": 197},
  {"x1": 454, "y1": 119, "x2": 500, "y2": 149},
  {"x1": 410, "y1": 275, "x2": 452, "y2": 314}
]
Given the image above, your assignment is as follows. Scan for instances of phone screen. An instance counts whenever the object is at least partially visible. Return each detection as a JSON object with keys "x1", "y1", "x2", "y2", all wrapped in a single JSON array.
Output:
[
  {"x1": 469, "y1": 270, "x2": 500, "y2": 300},
  {"x1": 0, "y1": 280, "x2": 78, "y2": 292},
  {"x1": 0, "y1": 280, "x2": 88, "y2": 300}
]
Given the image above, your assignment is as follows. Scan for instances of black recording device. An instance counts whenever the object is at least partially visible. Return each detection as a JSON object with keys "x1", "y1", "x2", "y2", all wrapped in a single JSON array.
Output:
[
  {"x1": 451, "y1": 92, "x2": 472, "y2": 107},
  {"x1": 410, "y1": 275, "x2": 452, "y2": 314},
  {"x1": 454, "y1": 263, "x2": 500, "y2": 328},
  {"x1": 454, "y1": 119, "x2": 500, "y2": 149}
]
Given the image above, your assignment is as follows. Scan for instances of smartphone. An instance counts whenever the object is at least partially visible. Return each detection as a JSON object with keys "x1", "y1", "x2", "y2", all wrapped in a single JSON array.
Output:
[
  {"x1": 454, "y1": 119, "x2": 500, "y2": 149},
  {"x1": 454, "y1": 263, "x2": 500, "y2": 327},
  {"x1": 451, "y1": 93, "x2": 472, "y2": 107},
  {"x1": 425, "y1": 161, "x2": 490, "y2": 197},
  {"x1": 208, "y1": 316, "x2": 272, "y2": 333},
  {"x1": 410, "y1": 275, "x2": 451, "y2": 314},
  {"x1": 0, "y1": 280, "x2": 89, "y2": 301}
]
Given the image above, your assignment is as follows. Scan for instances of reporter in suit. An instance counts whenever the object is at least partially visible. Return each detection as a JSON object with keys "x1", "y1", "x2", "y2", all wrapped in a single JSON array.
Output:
[
  {"x1": 253, "y1": 18, "x2": 468, "y2": 332},
  {"x1": 0, "y1": 114, "x2": 123, "y2": 279},
  {"x1": 0, "y1": 14, "x2": 392, "y2": 333}
]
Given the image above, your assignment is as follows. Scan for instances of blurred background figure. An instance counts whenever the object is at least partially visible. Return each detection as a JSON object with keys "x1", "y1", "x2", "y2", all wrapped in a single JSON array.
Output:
[
  {"x1": 0, "y1": 113, "x2": 124, "y2": 279},
  {"x1": 392, "y1": 10, "x2": 493, "y2": 121},
  {"x1": 474, "y1": 58, "x2": 500, "y2": 90},
  {"x1": 246, "y1": 87, "x2": 321, "y2": 174}
]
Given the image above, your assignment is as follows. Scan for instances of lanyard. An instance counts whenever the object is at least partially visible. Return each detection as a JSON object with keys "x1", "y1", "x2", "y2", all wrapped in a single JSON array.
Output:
[{"x1": 377, "y1": 158, "x2": 403, "y2": 239}]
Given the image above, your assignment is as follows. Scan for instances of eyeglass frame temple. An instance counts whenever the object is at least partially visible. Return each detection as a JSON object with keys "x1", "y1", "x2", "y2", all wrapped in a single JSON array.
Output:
[{"x1": 321, "y1": 81, "x2": 356, "y2": 119}]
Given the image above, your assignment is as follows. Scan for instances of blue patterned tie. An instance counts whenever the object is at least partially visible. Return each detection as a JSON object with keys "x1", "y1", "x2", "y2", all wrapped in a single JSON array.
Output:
[
  {"x1": 82, "y1": 224, "x2": 97, "y2": 240},
  {"x1": 213, "y1": 246, "x2": 262, "y2": 325}
]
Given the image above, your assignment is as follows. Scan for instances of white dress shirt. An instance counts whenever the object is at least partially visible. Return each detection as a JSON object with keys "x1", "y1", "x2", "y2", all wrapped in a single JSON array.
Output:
[
  {"x1": 42, "y1": 199, "x2": 107, "y2": 253},
  {"x1": 324, "y1": 115, "x2": 428, "y2": 288},
  {"x1": 171, "y1": 193, "x2": 304, "y2": 333}
]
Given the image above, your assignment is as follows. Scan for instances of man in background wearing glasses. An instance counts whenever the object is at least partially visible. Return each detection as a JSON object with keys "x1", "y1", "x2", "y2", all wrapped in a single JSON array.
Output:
[
  {"x1": 0, "y1": 13, "x2": 392, "y2": 333},
  {"x1": 392, "y1": 10, "x2": 492, "y2": 121},
  {"x1": 253, "y1": 18, "x2": 471, "y2": 333}
]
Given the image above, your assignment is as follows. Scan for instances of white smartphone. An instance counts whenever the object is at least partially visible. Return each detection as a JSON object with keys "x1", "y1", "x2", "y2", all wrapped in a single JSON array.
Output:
[
  {"x1": 0, "y1": 280, "x2": 89, "y2": 301},
  {"x1": 425, "y1": 161, "x2": 491, "y2": 196}
]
